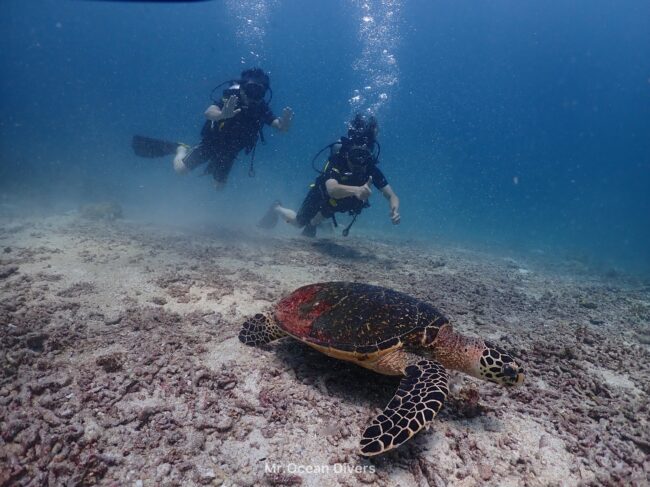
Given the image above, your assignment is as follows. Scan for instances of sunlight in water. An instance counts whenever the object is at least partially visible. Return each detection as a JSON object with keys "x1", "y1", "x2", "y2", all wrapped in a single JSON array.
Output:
[
  {"x1": 349, "y1": 0, "x2": 402, "y2": 116},
  {"x1": 225, "y1": 0, "x2": 277, "y2": 64}
]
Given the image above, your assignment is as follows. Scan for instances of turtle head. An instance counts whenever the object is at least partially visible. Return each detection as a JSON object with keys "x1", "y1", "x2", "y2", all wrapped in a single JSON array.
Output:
[
  {"x1": 431, "y1": 325, "x2": 525, "y2": 386},
  {"x1": 474, "y1": 340, "x2": 525, "y2": 386}
]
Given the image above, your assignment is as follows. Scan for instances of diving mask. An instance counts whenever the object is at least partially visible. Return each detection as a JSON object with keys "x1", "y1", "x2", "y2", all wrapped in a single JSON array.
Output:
[
  {"x1": 348, "y1": 146, "x2": 373, "y2": 170},
  {"x1": 242, "y1": 81, "x2": 266, "y2": 100}
]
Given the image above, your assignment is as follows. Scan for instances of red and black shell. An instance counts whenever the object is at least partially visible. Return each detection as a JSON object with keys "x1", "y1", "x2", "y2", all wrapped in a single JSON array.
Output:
[{"x1": 274, "y1": 282, "x2": 449, "y2": 355}]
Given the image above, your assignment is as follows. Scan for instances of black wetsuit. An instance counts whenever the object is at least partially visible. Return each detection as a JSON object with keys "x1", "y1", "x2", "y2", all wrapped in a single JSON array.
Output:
[
  {"x1": 183, "y1": 95, "x2": 275, "y2": 183},
  {"x1": 296, "y1": 151, "x2": 388, "y2": 227}
]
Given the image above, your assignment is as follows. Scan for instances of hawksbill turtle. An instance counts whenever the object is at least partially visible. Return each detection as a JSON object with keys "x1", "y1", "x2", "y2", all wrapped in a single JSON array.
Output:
[{"x1": 239, "y1": 282, "x2": 525, "y2": 456}]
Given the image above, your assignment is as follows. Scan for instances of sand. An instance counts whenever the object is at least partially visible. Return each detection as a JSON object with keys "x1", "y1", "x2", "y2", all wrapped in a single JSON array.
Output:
[{"x1": 1, "y1": 211, "x2": 649, "y2": 486}]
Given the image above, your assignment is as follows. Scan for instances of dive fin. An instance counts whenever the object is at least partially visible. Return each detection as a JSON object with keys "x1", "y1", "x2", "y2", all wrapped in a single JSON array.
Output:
[
  {"x1": 257, "y1": 201, "x2": 281, "y2": 229},
  {"x1": 301, "y1": 224, "x2": 317, "y2": 238},
  {"x1": 132, "y1": 135, "x2": 182, "y2": 158}
]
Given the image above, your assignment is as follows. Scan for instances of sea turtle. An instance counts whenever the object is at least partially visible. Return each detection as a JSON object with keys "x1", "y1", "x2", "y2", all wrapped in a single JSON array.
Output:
[{"x1": 239, "y1": 282, "x2": 525, "y2": 456}]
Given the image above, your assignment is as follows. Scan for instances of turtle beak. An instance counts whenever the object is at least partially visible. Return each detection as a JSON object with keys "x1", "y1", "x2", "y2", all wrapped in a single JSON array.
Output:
[{"x1": 515, "y1": 368, "x2": 525, "y2": 385}]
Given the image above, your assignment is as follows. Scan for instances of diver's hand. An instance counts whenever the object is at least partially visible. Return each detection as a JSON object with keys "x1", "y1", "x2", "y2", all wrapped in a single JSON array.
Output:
[
  {"x1": 355, "y1": 176, "x2": 372, "y2": 202},
  {"x1": 173, "y1": 145, "x2": 189, "y2": 174},
  {"x1": 275, "y1": 107, "x2": 294, "y2": 132},
  {"x1": 220, "y1": 95, "x2": 241, "y2": 120},
  {"x1": 390, "y1": 202, "x2": 401, "y2": 224}
]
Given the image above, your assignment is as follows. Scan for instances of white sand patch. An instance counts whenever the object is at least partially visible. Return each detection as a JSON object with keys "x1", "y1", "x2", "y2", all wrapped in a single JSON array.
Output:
[
  {"x1": 585, "y1": 363, "x2": 642, "y2": 394},
  {"x1": 505, "y1": 416, "x2": 577, "y2": 487},
  {"x1": 203, "y1": 336, "x2": 244, "y2": 369},
  {"x1": 217, "y1": 289, "x2": 270, "y2": 319},
  {"x1": 451, "y1": 415, "x2": 579, "y2": 487},
  {"x1": 532, "y1": 377, "x2": 552, "y2": 390}
]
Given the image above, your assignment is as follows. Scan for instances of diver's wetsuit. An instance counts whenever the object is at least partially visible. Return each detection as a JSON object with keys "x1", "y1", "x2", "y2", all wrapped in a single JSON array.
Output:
[
  {"x1": 296, "y1": 152, "x2": 388, "y2": 227},
  {"x1": 183, "y1": 97, "x2": 275, "y2": 183}
]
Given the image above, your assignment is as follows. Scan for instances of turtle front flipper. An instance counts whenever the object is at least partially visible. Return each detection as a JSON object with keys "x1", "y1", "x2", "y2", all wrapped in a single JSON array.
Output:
[
  {"x1": 359, "y1": 357, "x2": 449, "y2": 456},
  {"x1": 238, "y1": 313, "x2": 286, "y2": 347}
]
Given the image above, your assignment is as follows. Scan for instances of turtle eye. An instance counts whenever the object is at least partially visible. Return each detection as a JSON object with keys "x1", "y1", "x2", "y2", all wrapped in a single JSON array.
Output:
[
  {"x1": 502, "y1": 364, "x2": 517, "y2": 379},
  {"x1": 502, "y1": 363, "x2": 525, "y2": 385}
]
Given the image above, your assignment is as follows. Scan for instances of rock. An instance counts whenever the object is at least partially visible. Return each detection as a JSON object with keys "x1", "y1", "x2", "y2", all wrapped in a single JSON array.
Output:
[
  {"x1": 58, "y1": 407, "x2": 75, "y2": 419},
  {"x1": 30, "y1": 373, "x2": 72, "y2": 394},
  {"x1": 188, "y1": 431, "x2": 206, "y2": 452},
  {"x1": 356, "y1": 471, "x2": 378, "y2": 484},
  {"x1": 266, "y1": 473, "x2": 303, "y2": 486},
  {"x1": 215, "y1": 417, "x2": 233, "y2": 432},
  {"x1": 196, "y1": 466, "x2": 216, "y2": 485},
  {"x1": 0, "y1": 265, "x2": 18, "y2": 279},
  {"x1": 83, "y1": 421, "x2": 103, "y2": 444},
  {"x1": 25, "y1": 333, "x2": 48, "y2": 352},
  {"x1": 3, "y1": 419, "x2": 28, "y2": 441},
  {"x1": 539, "y1": 434, "x2": 552, "y2": 449},
  {"x1": 455, "y1": 475, "x2": 478, "y2": 487},
  {"x1": 156, "y1": 463, "x2": 171, "y2": 480},
  {"x1": 96, "y1": 353, "x2": 124, "y2": 373},
  {"x1": 457, "y1": 386, "x2": 481, "y2": 418},
  {"x1": 65, "y1": 423, "x2": 85, "y2": 442},
  {"x1": 0, "y1": 463, "x2": 26, "y2": 486},
  {"x1": 478, "y1": 463, "x2": 493, "y2": 481},
  {"x1": 580, "y1": 466, "x2": 597, "y2": 483},
  {"x1": 104, "y1": 313, "x2": 123, "y2": 325},
  {"x1": 481, "y1": 417, "x2": 501, "y2": 432},
  {"x1": 137, "y1": 405, "x2": 167, "y2": 426},
  {"x1": 57, "y1": 281, "x2": 96, "y2": 298},
  {"x1": 216, "y1": 375, "x2": 237, "y2": 390},
  {"x1": 203, "y1": 312, "x2": 224, "y2": 326},
  {"x1": 150, "y1": 296, "x2": 167, "y2": 306}
]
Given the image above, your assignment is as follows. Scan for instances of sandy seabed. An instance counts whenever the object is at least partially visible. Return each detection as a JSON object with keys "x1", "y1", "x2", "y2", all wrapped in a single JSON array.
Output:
[{"x1": 0, "y1": 212, "x2": 648, "y2": 487}]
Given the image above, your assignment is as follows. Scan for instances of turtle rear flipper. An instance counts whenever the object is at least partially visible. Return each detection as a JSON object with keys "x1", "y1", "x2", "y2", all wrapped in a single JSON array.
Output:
[
  {"x1": 359, "y1": 358, "x2": 449, "y2": 456},
  {"x1": 239, "y1": 313, "x2": 286, "y2": 347}
]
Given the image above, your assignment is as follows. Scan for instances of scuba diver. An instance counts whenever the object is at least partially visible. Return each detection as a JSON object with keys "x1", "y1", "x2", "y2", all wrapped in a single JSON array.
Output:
[
  {"x1": 259, "y1": 114, "x2": 400, "y2": 237},
  {"x1": 132, "y1": 68, "x2": 293, "y2": 189}
]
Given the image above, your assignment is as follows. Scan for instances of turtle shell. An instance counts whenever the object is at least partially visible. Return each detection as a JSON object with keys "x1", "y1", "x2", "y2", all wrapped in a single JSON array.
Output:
[{"x1": 274, "y1": 282, "x2": 448, "y2": 354}]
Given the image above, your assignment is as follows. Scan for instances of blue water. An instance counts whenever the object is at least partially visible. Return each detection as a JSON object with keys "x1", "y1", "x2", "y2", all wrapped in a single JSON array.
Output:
[{"x1": 1, "y1": 0, "x2": 649, "y2": 275}]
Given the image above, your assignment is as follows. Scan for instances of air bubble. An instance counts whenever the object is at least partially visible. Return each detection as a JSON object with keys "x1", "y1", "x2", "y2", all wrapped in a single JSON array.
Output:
[{"x1": 349, "y1": 0, "x2": 402, "y2": 116}]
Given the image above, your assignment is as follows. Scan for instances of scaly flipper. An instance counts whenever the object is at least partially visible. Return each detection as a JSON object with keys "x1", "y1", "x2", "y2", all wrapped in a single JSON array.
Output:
[
  {"x1": 359, "y1": 356, "x2": 449, "y2": 456},
  {"x1": 238, "y1": 313, "x2": 286, "y2": 347}
]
